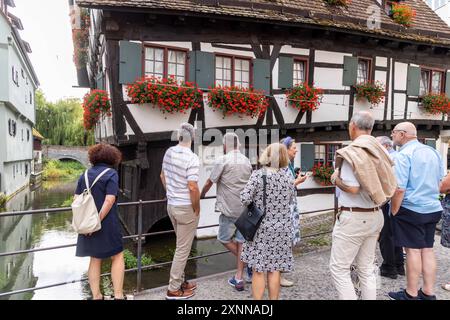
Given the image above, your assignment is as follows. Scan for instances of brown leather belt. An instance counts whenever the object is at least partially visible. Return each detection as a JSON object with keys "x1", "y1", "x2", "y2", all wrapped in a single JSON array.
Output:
[{"x1": 340, "y1": 206, "x2": 381, "y2": 212}]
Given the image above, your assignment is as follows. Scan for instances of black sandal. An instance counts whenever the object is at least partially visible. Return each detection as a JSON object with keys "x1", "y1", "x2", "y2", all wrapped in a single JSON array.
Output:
[{"x1": 110, "y1": 295, "x2": 127, "y2": 300}]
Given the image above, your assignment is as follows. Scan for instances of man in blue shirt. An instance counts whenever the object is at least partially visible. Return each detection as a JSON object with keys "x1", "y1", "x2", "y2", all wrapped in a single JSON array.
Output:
[
  {"x1": 376, "y1": 136, "x2": 404, "y2": 280},
  {"x1": 388, "y1": 122, "x2": 444, "y2": 300}
]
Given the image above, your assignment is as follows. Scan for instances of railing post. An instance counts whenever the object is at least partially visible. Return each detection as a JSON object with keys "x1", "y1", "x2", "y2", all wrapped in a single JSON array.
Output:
[{"x1": 136, "y1": 199, "x2": 143, "y2": 293}]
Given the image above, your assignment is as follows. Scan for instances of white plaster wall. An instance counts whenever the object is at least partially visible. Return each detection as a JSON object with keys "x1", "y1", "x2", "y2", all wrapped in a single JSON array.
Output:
[
  {"x1": 386, "y1": 58, "x2": 394, "y2": 120},
  {"x1": 375, "y1": 70, "x2": 386, "y2": 83},
  {"x1": 392, "y1": 93, "x2": 406, "y2": 120},
  {"x1": 145, "y1": 41, "x2": 192, "y2": 51},
  {"x1": 279, "y1": 45, "x2": 309, "y2": 56},
  {"x1": 3, "y1": 161, "x2": 31, "y2": 196},
  {"x1": 200, "y1": 43, "x2": 254, "y2": 58},
  {"x1": 407, "y1": 101, "x2": 443, "y2": 120},
  {"x1": 4, "y1": 107, "x2": 33, "y2": 162},
  {"x1": 311, "y1": 94, "x2": 349, "y2": 123},
  {"x1": 314, "y1": 67, "x2": 346, "y2": 90},
  {"x1": 315, "y1": 50, "x2": 351, "y2": 64},
  {"x1": 375, "y1": 57, "x2": 388, "y2": 67},
  {"x1": 394, "y1": 62, "x2": 408, "y2": 91}
]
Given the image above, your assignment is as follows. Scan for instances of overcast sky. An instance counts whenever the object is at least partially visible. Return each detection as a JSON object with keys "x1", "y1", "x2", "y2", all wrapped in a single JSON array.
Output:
[{"x1": 10, "y1": 0, "x2": 89, "y2": 102}]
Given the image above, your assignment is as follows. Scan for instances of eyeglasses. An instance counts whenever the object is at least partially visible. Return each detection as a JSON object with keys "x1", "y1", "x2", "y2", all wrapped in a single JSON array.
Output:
[{"x1": 391, "y1": 129, "x2": 407, "y2": 134}]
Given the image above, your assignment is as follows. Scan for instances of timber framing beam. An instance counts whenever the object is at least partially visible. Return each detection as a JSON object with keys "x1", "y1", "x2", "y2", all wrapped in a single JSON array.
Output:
[{"x1": 100, "y1": 11, "x2": 450, "y2": 67}]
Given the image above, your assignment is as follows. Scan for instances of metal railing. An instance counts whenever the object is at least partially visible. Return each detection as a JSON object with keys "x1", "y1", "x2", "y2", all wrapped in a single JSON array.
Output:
[{"x1": 0, "y1": 189, "x2": 337, "y2": 298}]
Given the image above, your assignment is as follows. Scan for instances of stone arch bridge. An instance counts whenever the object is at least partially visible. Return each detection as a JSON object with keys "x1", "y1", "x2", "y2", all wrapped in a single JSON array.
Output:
[{"x1": 42, "y1": 145, "x2": 89, "y2": 167}]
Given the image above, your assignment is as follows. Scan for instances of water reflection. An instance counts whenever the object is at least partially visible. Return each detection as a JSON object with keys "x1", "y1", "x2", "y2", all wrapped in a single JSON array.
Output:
[{"x1": 0, "y1": 180, "x2": 235, "y2": 300}]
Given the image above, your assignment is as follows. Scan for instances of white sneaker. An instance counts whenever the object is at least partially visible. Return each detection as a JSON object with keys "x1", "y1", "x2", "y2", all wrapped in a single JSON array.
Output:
[{"x1": 280, "y1": 276, "x2": 294, "y2": 287}]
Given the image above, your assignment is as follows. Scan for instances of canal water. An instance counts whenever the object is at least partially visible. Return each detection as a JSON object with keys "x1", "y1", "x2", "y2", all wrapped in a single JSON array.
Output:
[{"x1": 0, "y1": 178, "x2": 235, "y2": 300}]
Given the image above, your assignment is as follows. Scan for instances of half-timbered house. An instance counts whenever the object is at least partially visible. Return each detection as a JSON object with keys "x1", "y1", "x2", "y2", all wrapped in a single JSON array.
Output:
[{"x1": 73, "y1": 0, "x2": 450, "y2": 235}]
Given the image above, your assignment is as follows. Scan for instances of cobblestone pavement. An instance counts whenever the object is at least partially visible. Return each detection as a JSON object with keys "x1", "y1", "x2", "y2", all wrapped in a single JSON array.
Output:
[{"x1": 136, "y1": 235, "x2": 450, "y2": 300}]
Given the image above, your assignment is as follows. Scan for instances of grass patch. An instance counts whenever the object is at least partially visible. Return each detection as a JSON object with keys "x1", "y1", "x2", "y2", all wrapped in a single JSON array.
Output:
[
  {"x1": 42, "y1": 159, "x2": 85, "y2": 181},
  {"x1": 123, "y1": 249, "x2": 154, "y2": 269}
]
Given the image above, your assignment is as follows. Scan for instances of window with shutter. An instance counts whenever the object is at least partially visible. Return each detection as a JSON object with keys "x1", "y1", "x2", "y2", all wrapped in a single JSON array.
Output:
[
  {"x1": 419, "y1": 68, "x2": 444, "y2": 96},
  {"x1": 343, "y1": 56, "x2": 358, "y2": 86},
  {"x1": 278, "y1": 56, "x2": 294, "y2": 89},
  {"x1": 144, "y1": 45, "x2": 187, "y2": 82},
  {"x1": 293, "y1": 59, "x2": 308, "y2": 86},
  {"x1": 407, "y1": 66, "x2": 420, "y2": 96},
  {"x1": 215, "y1": 54, "x2": 251, "y2": 88},
  {"x1": 119, "y1": 40, "x2": 143, "y2": 84},
  {"x1": 445, "y1": 71, "x2": 450, "y2": 98},
  {"x1": 357, "y1": 58, "x2": 372, "y2": 83},
  {"x1": 300, "y1": 144, "x2": 315, "y2": 171}
]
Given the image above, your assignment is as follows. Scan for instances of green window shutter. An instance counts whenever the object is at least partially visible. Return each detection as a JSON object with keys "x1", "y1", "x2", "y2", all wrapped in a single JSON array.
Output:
[
  {"x1": 425, "y1": 139, "x2": 436, "y2": 149},
  {"x1": 445, "y1": 71, "x2": 450, "y2": 98},
  {"x1": 342, "y1": 56, "x2": 358, "y2": 86},
  {"x1": 190, "y1": 51, "x2": 214, "y2": 89},
  {"x1": 252, "y1": 59, "x2": 270, "y2": 94},
  {"x1": 300, "y1": 144, "x2": 315, "y2": 171},
  {"x1": 119, "y1": 41, "x2": 143, "y2": 84},
  {"x1": 188, "y1": 51, "x2": 196, "y2": 83},
  {"x1": 278, "y1": 56, "x2": 293, "y2": 89},
  {"x1": 406, "y1": 66, "x2": 420, "y2": 96}
]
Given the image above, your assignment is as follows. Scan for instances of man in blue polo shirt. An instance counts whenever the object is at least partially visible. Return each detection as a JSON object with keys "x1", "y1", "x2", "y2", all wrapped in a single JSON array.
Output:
[{"x1": 388, "y1": 122, "x2": 444, "y2": 300}]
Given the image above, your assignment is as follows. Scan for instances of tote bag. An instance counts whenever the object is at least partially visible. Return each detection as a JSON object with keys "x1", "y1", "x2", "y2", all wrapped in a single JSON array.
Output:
[
  {"x1": 71, "y1": 168, "x2": 110, "y2": 234},
  {"x1": 235, "y1": 170, "x2": 267, "y2": 241}
]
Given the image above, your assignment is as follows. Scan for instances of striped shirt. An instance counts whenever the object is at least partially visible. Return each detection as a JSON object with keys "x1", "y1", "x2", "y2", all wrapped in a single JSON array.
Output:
[{"x1": 162, "y1": 145, "x2": 200, "y2": 206}]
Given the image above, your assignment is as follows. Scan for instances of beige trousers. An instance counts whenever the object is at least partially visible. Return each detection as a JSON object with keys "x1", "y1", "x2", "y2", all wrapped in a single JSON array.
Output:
[
  {"x1": 167, "y1": 204, "x2": 200, "y2": 292},
  {"x1": 329, "y1": 209, "x2": 384, "y2": 300}
]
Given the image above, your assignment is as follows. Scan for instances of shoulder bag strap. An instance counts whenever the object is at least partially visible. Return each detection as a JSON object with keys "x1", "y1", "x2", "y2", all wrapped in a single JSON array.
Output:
[
  {"x1": 86, "y1": 168, "x2": 111, "y2": 192},
  {"x1": 84, "y1": 170, "x2": 90, "y2": 191}
]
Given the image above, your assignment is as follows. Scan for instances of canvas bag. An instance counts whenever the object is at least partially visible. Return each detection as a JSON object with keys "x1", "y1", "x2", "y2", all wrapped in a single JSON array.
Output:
[{"x1": 71, "y1": 168, "x2": 110, "y2": 234}]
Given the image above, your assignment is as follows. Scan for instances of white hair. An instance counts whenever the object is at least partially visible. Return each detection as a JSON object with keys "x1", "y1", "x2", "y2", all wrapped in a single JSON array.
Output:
[
  {"x1": 376, "y1": 136, "x2": 393, "y2": 148},
  {"x1": 351, "y1": 112, "x2": 375, "y2": 131},
  {"x1": 223, "y1": 132, "x2": 241, "y2": 150},
  {"x1": 178, "y1": 123, "x2": 195, "y2": 143}
]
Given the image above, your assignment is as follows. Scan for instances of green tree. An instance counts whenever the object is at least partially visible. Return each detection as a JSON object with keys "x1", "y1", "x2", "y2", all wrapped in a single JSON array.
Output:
[{"x1": 35, "y1": 90, "x2": 95, "y2": 146}]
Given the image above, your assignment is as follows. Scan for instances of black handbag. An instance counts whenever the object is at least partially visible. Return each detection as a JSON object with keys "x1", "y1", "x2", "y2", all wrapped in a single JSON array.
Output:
[{"x1": 234, "y1": 171, "x2": 267, "y2": 241}]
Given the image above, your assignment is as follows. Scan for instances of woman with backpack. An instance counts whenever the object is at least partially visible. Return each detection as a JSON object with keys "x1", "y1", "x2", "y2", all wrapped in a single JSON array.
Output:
[{"x1": 74, "y1": 143, "x2": 125, "y2": 300}]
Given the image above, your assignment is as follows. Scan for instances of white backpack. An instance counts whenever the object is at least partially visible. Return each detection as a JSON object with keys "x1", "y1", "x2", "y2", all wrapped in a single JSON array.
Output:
[{"x1": 71, "y1": 168, "x2": 110, "y2": 234}]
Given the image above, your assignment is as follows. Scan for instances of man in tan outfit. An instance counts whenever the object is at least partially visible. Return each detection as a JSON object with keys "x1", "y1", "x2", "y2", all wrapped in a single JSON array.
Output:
[{"x1": 329, "y1": 111, "x2": 397, "y2": 300}]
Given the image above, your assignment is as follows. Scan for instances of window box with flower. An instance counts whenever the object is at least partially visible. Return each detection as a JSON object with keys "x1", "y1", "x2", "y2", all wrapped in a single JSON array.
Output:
[
  {"x1": 420, "y1": 93, "x2": 450, "y2": 115},
  {"x1": 82, "y1": 90, "x2": 111, "y2": 131},
  {"x1": 354, "y1": 81, "x2": 385, "y2": 107},
  {"x1": 311, "y1": 163, "x2": 335, "y2": 186},
  {"x1": 285, "y1": 83, "x2": 323, "y2": 113},
  {"x1": 125, "y1": 76, "x2": 203, "y2": 133},
  {"x1": 205, "y1": 86, "x2": 269, "y2": 127}
]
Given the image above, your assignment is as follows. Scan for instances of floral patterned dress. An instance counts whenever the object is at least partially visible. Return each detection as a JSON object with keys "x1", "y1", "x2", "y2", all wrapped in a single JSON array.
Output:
[{"x1": 240, "y1": 168, "x2": 295, "y2": 272}]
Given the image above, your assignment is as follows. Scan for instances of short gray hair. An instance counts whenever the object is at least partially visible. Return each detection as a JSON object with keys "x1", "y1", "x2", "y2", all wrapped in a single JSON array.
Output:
[
  {"x1": 350, "y1": 111, "x2": 374, "y2": 131},
  {"x1": 376, "y1": 136, "x2": 393, "y2": 148},
  {"x1": 223, "y1": 132, "x2": 240, "y2": 150},
  {"x1": 178, "y1": 123, "x2": 195, "y2": 143}
]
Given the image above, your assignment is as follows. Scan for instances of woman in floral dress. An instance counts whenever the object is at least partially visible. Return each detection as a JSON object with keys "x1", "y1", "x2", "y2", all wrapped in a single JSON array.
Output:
[{"x1": 240, "y1": 143, "x2": 296, "y2": 300}]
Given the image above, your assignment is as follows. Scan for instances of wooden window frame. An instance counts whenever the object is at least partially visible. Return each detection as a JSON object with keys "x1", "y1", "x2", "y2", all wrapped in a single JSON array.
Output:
[
  {"x1": 314, "y1": 143, "x2": 342, "y2": 167},
  {"x1": 419, "y1": 66, "x2": 446, "y2": 96},
  {"x1": 142, "y1": 43, "x2": 189, "y2": 81},
  {"x1": 293, "y1": 57, "x2": 309, "y2": 86},
  {"x1": 214, "y1": 53, "x2": 253, "y2": 88},
  {"x1": 357, "y1": 57, "x2": 373, "y2": 83}
]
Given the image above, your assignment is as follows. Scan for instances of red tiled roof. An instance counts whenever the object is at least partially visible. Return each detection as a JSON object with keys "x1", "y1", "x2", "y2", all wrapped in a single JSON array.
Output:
[{"x1": 76, "y1": 0, "x2": 450, "y2": 45}]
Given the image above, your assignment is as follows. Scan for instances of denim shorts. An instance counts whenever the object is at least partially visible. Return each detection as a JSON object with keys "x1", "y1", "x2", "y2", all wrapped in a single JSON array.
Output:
[
  {"x1": 218, "y1": 214, "x2": 244, "y2": 244},
  {"x1": 392, "y1": 206, "x2": 442, "y2": 249}
]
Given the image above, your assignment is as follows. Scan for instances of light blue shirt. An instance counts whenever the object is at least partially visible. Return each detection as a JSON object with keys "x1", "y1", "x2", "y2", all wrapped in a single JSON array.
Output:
[
  {"x1": 388, "y1": 148, "x2": 398, "y2": 161},
  {"x1": 394, "y1": 140, "x2": 444, "y2": 214}
]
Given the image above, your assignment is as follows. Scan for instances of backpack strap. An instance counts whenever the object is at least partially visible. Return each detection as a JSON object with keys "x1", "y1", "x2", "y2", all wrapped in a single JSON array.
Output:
[{"x1": 84, "y1": 168, "x2": 111, "y2": 192}]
